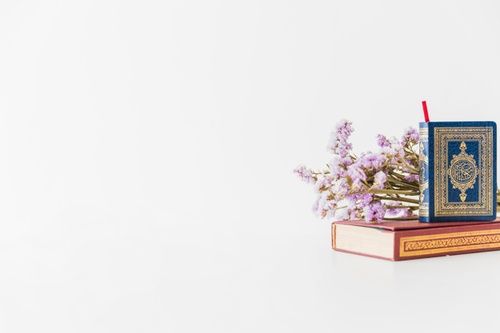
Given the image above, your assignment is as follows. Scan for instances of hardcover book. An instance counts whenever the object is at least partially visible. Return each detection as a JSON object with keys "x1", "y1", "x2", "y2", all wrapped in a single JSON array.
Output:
[
  {"x1": 332, "y1": 219, "x2": 500, "y2": 261},
  {"x1": 419, "y1": 121, "x2": 497, "y2": 222}
]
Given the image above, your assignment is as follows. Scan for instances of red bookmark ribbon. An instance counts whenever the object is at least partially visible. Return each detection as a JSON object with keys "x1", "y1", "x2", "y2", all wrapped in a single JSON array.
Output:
[{"x1": 422, "y1": 100, "x2": 430, "y2": 122}]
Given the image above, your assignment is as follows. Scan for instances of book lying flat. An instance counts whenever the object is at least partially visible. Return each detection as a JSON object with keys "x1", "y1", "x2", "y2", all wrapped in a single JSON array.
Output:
[{"x1": 332, "y1": 219, "x2": 500, "y2": 261}]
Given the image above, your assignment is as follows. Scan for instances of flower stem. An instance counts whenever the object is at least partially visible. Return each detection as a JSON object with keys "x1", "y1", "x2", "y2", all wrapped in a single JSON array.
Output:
[
  {"x1": 370, "y1": 189, "x2": 418, "y2": 195},
  {"x1": 384, "y1": 216, "x2": 419, "y2": 221},
  {"x1": 374, "y1": 195, "x2": 420, "y2": 204},
  {"x1": 385, "y1": 205, "x2": 419, "y2": 209}
]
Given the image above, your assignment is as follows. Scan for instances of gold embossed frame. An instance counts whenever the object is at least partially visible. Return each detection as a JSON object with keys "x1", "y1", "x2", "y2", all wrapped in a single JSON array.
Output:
[
  {"x1": 400, "y1": 229, "x2": 500, "y2": 257},
  {"x1": 434, "y1": 127, "x2": 494, "y2": 217}
]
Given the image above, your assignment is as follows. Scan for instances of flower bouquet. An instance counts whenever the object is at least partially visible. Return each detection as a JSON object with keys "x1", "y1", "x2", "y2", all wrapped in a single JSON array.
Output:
[{"x1": 295, "y1": 120, "x2": 500, "y2": 223}]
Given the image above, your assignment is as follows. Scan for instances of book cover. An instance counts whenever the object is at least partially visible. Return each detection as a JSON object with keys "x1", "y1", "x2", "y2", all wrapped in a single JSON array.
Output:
[
  {"x1": 419, "y1": 121, "x2": 497, "y2": 222},
  {"x1": 332, "y1": 219, "x2": 500, "y2": 261}
]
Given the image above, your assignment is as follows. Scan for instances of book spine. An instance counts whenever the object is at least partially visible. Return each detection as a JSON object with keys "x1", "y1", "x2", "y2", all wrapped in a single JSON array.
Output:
[{"x1": 419, "y1": 123, "x2": 430, "y2": 222}]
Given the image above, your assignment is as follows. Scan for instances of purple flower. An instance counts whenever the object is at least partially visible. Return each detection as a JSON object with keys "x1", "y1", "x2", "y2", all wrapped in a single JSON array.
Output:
[
  {"x1": 372, "y1": 171, "x2": 387, "y2": 190},
  {"x1": 359, "y1": 153, "x2": 386, "y2": 170},
  {"x1": 328, "y1": 119, "x2": 354, "y2": 158},
  {"x1": 339, "y1": 196, "x2": 362, "y2": 221},
  {"x1": 294, "y1": 165, "x2": 315, "y2": 183},
  {"x1": 340, "y1": 156, "x2": 354, "y2": 166},
  {"x1": 330, "y1": 196, "x2": 356, "y2": 221},
  {"x1": 347, "y1": 164, "x2": 367, "y2": 191},
  {"x1": 314, "y1": 175, "x2": 334, "y2": 192},
  {"x1": 363, "y1": 201, "x2": 386, "y2": 222},
  {"x1": 386, "y1": 205, "x2": 413, "y2": 218},
  {"x1": 358, "y1": 193, "x2": 373, "y2": 206},
  {"x1": 384, "y1": 201, "x2": 415, "y2": 218},
  {"x1": 384, "y1": 143, "x2": 405, "y2": 164},
  {"x1": 402, "y1": 127, "x2": 419, "y2": 144},
  {"x1": 336, "y1": 119, "x2": 354, "y2": 138},
  {"x1": 376, "y1": 134, "x2": 391, "y2": 148},
  {"x1": 346, "y1": 193, "x2": 373, "y2": 209},
  {"x1": 312, "y1": 192, "x2": 336, "y2": 218},
  {"x1": 331, "y1": 178, "x2": 349, "y2": 200},
  {"x1": 345, "y1": 196, "x2": 357, "y2": 209},
  {"x1": 404, "y1": 174, "x2": 419, "y2": 182},
  {"x1": 350, "y1": 208, "x2": 363, "y2": 220},
  {"x1": 328, "y1": 157, "x2": 343, "y2": 179}
]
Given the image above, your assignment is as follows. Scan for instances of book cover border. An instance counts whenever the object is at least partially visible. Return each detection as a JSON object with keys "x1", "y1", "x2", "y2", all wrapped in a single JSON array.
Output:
[
  {"x1": 434, "y1": 126, "x2": 494, "y2": 216},
  {"x1": 423, "y1": 121, "x2": 497, "y2": 222}
]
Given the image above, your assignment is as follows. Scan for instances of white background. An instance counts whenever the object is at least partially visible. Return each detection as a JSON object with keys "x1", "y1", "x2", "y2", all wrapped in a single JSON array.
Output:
[{"x1": 1, "y1": 1, "x2": 500, "y2": 332}]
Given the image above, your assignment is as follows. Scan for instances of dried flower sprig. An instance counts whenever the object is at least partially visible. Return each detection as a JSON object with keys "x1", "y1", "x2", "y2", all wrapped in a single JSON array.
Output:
[{"x1": 295, "y1": 120, "x2": 421, "y2": 223}]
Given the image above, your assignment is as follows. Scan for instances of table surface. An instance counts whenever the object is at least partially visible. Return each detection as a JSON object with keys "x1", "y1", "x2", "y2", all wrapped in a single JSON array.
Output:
[
  {"x1": 2, "y1": 0, "x2": 500, "y2": 332},
  {"x1": 180, "y1": 220, "x2": 500, "y2": 333}
]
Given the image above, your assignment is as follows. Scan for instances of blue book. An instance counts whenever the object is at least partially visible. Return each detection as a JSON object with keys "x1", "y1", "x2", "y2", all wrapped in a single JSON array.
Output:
[{"x1": 419, "y1": 121, "x2": 497, "y2": 222}]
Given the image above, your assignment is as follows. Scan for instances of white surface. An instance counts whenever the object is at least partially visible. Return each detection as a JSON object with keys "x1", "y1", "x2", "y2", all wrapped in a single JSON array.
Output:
[{"x1": 0, "y1": 1, "x2": 500, "y2": 332}]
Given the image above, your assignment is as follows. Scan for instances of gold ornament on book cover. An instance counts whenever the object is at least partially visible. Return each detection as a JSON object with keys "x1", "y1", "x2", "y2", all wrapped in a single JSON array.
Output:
[{"x1": 447, "y1": 141, "x2": 478, "y2": 202}]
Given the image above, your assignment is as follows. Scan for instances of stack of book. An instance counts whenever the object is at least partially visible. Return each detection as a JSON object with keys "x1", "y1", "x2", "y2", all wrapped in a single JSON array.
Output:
[
  {"x1": 332, "y1": 219, "x2": 500, "y2": 261},
  {"x1": 333, "y1": 121, "x2": 498, "y2": 261}
]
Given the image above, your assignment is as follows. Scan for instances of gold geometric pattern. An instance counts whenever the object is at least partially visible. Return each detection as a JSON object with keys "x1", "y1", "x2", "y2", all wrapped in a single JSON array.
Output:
[{"x1": 400, "y1": 229, "x2": 500, "y2": 257}]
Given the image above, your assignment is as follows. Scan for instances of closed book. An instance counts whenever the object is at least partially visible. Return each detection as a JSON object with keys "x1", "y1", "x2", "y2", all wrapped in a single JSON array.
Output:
[
  {"x1": 419, "y1": 121, "x2": 497, "y2": 222},
  {"x1": 332, "y1": 219, "x2": 500, "y2": 261}
]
